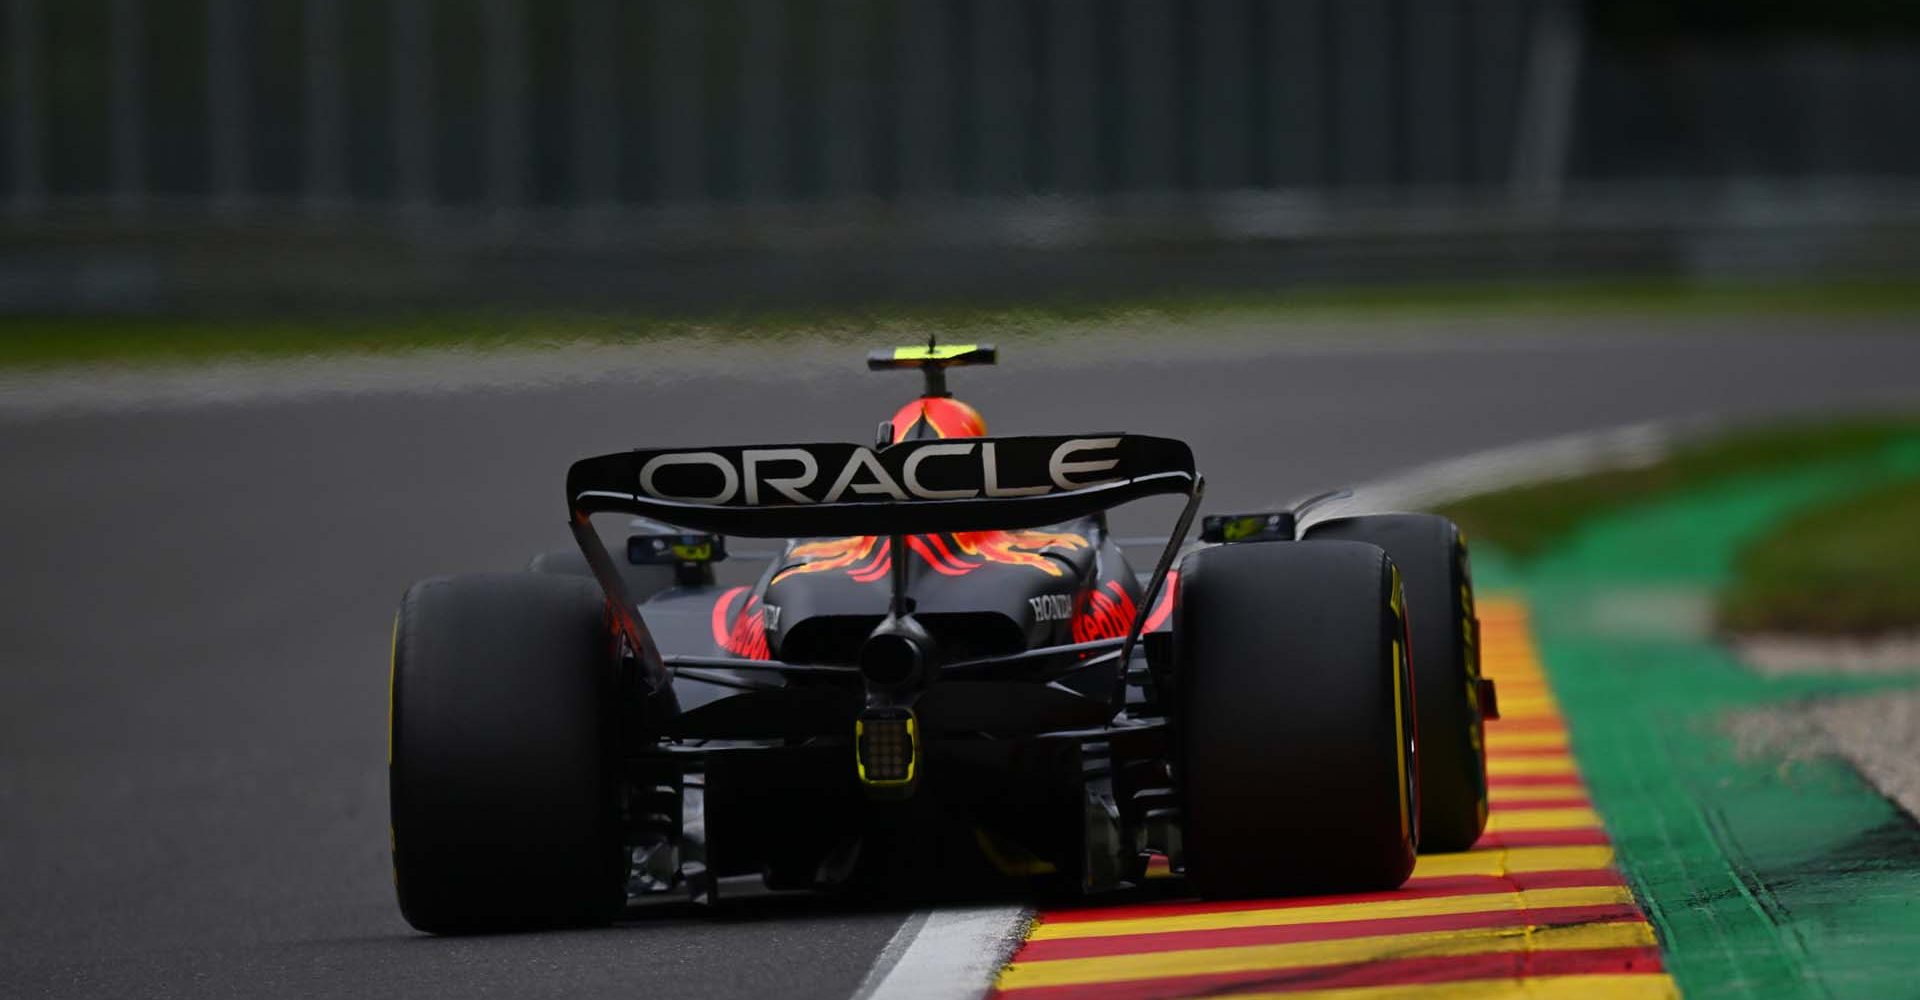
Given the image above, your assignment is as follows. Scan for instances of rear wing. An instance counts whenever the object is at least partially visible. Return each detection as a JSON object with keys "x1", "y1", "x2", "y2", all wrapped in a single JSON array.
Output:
[
  {"x1": 566, "y1": 433, "x2": 1200, "y2": 698},
  {"x1": 566, "y1": 434, "x2": 1196, "y2": 537}
]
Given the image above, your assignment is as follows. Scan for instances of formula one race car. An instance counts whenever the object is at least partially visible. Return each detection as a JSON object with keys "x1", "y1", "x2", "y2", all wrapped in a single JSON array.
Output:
[{"x1": 387, "y1": 345, "x2": 1496, "y2": 933}]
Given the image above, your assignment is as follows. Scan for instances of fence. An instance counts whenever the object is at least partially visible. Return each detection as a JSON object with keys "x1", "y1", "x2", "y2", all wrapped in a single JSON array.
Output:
[
  {"x1": 3, "y1": 0, "x2": 1582, "y2": 215},
  {"x1": 4, "y1": 0, "x2": 1918, "y2": 313}
]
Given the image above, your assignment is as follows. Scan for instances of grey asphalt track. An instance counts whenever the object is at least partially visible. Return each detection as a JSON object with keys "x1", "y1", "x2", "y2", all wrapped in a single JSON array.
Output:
[{"x1": 3, "y1": 320, "x2": 1918, "y2": 999}]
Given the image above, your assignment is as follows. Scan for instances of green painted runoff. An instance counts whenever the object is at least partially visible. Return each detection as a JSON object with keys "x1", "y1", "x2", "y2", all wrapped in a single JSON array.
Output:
[{"x1": 1469, "y1": 437, "x2": 1920, "y2": 1000}]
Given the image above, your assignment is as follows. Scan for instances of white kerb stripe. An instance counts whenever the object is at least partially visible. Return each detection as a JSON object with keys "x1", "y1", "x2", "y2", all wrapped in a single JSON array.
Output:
[{"x1": 852, "y1": 905, "x2": 1032, "y2": 1000}]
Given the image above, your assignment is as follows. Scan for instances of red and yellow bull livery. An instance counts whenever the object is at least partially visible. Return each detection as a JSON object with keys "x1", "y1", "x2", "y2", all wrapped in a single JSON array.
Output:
[{"x1": 386, "y1": 343, "x2": 1494, "y2": 935}]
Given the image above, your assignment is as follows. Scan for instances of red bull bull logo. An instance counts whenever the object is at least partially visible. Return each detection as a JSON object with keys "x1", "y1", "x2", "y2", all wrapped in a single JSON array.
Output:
[{"x1": 771, "y1": 529, "x2": 1089, "y2": 586}]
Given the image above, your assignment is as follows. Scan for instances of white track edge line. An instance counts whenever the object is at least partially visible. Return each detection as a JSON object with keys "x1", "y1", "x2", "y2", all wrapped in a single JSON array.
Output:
[
  {"x1": 851, "y1": 905, "x2": 1033, "y2": 1000},
  {"x1": 1307, "y1": 418, "x2": 1693, "y2": 518}
]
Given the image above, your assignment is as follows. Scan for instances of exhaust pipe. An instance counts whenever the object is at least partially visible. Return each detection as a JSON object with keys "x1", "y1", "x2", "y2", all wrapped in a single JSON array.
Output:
[{"x1": 859, "y1": 613, "x2": 932, "y2": 691}]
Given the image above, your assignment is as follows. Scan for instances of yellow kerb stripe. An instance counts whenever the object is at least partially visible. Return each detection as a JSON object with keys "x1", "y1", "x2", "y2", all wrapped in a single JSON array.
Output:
[
  {"x1": 1489, "y1": 784, "x2": 1588, "y2": 804},
  {"x1": 999, "y1": 920, "x2": 1654, "y2": 990},
  {"x1": 1492, "y1": 697, "x2": 1561, "y2": 718},
  {"x1": 1489, "y1": 755, "x2": 1579, "y2": 777},
  {"x1": 1491, "y1": 731, "x2": 1571, "y2": 750},
  {"x1": 1026, "y1": 885, "x2": 1634, "y2": 941},
  {"x1": 1485, "y1": 807, "x2": 1603, "y2": 833},
  {"x1": 1409, "y1": 845, "x2": 1614, "y2": 878},
  {"x1": 1189, "y1": 973, "x2": 1681, "y2": 1000}
]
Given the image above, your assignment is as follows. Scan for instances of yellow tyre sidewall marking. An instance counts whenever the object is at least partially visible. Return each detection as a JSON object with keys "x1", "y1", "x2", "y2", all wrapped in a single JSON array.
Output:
[
  {"x1": 1389, "y1": 566, "x2": 1411, "y2": 843},
  {"x1": 387, "y1": 611, "x2": 400, "y2": 884}
]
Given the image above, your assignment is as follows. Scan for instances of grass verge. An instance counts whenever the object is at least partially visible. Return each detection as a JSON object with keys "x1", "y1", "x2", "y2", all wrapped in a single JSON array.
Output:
[
  {"x1": 2, "y1": 277, "x2": 1918, "y2": 370},
  {"x1": 1502, "y1": 457, "x2": 1920, "y2": 999},
  {"x1": 1442, "y1": 417, "x2": 1920, "y2": 558},
  {"x1": 1719, "y1": 477, "x2": 1920, "y2": 634}
]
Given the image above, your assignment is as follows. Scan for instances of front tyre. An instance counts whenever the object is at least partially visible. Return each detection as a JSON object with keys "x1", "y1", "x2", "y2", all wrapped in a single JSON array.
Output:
[
  {"x1": 1176, "y1": 540, "x2": 1418, "y2": 898},
  {"x1": 1307, "y1": 514, "x2": 1487, "y2": 852},
  {"x1": 389, "y1": 573, "x2": 625, "y2": 933}
]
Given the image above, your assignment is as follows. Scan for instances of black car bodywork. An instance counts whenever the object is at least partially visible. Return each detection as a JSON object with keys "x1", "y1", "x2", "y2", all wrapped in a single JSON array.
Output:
[
  {"x1": 565, "y1": 415, "x2": 1206, "y2": 897},
  {"x1": 391, "y1": 345, "x2": 1490, "y2": 932}
]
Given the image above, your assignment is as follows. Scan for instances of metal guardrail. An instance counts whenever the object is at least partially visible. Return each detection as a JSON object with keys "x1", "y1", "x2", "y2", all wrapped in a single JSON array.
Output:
[
  {"x1": 10, "y1": 0, "x2": 1919, "y2": 224},
  {"x1": 6, "y1": 179, "x2": 1919, "y2": 314},
  {"x1": 7, "y1": 0, "x2": 1560, "y2": 218}
]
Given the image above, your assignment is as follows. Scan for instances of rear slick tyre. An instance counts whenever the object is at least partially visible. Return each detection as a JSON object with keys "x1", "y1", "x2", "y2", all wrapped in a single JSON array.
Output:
[
  {"x1": 1307, "y1": 514, "x2": 1488, "y2": 852},
  {"x1": 389, "y1": 572, "x2": 625, "y2": 934},
  {"x1": 1175, "y1": 540, "x2": 1419, "y2": 898}
]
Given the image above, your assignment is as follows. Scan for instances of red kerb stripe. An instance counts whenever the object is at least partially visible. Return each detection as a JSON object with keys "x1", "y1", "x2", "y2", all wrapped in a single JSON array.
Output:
[
  {"x1": 1493, "y1": 796, "x2": 1593, "y2": 810},
  {"x1": 1034, "y1": 870, "x2": 1622, "y2": 927},
  {"x1": 1487, "y1": 718, "x2": 1569, "y2": 733},
  {"x1": 1474, "y1": 829, "x2": 1612, "y2": 849},
  {"x1": 1488, "y1": 774, "x2": 1588, "y2": 788},
  {"x1": 1407, "y1": 868, "x2": 1623, "y2": 892},
  {"x1": 992, "y1": 947, "x2": 1665, "y2": 1000}
]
